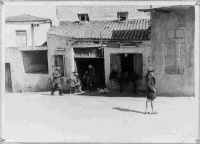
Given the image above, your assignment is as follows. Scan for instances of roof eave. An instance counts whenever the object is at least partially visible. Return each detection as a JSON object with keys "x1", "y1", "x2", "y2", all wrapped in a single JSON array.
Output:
[{"x1": 6, "y1": 20, "x2": 52, "y2": 24}]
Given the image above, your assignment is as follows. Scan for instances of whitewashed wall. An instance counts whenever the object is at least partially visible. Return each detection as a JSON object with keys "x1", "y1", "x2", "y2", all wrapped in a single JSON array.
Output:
[{"x1": 5, "y1": 23, "x2": 50, "y2": 47}]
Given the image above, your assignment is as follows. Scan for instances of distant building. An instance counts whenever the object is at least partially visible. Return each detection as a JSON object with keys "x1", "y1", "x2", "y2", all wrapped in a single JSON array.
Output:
[{"x1": 5, "y1": 14, "x2": 52, "y2": 92}]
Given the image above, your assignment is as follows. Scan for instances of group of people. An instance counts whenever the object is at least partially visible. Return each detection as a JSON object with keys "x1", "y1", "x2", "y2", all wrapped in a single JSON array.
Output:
[
  {"x1": 51, "y1": 64, "x2": 157, "y2": 114},
  {"x1": 109, "y1": 67, "x2": 138, "y2": 93},
  {"x1": 50, "y1": 64, "x2": 96, "y2": 95}
]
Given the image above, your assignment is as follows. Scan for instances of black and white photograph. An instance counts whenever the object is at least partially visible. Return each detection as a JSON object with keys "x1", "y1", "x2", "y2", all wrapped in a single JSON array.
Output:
[{"x1": 1, "y1": 0, "x2": 200, "y2": 143}]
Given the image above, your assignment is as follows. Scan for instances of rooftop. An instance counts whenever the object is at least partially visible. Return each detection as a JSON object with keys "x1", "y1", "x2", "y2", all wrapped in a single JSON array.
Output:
[
  {"x1": 6, "y1": 14, "x2": 51, "y2": 24},
  {"x1": 47, "y1": 19, "x2": 150, "y2": 41}
]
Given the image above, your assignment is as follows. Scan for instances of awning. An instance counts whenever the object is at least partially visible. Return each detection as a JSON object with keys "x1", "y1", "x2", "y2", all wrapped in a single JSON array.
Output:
[{"x1": 138, "y1": 5, "x2": 194, "y2": 13}]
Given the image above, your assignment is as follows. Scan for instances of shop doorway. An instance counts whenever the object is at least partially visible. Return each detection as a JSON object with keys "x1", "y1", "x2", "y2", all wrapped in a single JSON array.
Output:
[
  {"x1": 110, "y1": 53, "x2": 143, "y2": 79},
  {"x1": 75, "y1": 58, "x2": 105, "y2": 87}
]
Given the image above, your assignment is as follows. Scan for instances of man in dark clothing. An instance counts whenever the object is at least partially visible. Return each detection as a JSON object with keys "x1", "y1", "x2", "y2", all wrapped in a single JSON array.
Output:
[
  {"x1": 51, "y1": 67, "x2": 63, "y2": 96},
  {"x1": 88, "y1": 64, "x2": 95, "y2": 91},
  {"x1": 145, "y1": 66, "x2": 157, "y2": 114},
  {"x1": 82, "y1": 71, "x2": 89, "y2": 91}
]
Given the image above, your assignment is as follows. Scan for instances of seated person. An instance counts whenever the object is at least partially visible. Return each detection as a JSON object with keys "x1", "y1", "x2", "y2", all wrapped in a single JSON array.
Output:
[{"x1": 70, "y1": 72, "x2": 82, "y2": 93}]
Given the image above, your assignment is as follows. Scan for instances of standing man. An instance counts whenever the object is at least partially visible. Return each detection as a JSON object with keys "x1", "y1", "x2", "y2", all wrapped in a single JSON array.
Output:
[
  {"x1": 51, "y1": 67, "x2": 63, "y2": 96},
  {"x1": 145, "y1": 66, "x2": 157, "y2": 114},
  {"x1": 88, "y1": 64, "x2": 95, "y2": 91}
]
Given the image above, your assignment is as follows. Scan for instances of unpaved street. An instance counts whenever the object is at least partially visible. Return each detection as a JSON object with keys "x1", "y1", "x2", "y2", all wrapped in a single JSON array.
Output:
[{"x1": 2, "y1": 92, "x2": 198, "y2": 143}]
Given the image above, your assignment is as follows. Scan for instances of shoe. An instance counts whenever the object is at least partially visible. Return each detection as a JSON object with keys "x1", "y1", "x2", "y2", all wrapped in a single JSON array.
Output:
[
  {"x1": 51, "y1": 93, "x2": 54, "y2": 96},
  {"x1": 151, "y1": 111, "x2": 158, "y2": 114},
  {"x1": 60, "y1": 94, "x2": 63, "y2": 96}
]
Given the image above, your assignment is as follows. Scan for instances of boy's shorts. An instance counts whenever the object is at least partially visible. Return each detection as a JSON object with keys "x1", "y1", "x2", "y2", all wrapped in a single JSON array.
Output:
[{"x1": 147, "y1": 92, "x2": 156, "y2": 100}]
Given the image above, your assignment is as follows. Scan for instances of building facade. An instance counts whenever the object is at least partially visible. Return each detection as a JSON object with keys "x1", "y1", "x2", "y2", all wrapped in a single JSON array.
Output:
[
  {"x1": 139, "y1": 5, "x2": 195, "y2": 96},
  {"x1": 5, "y1": 14, "x2": 52, "y2": 92},
  {"x1": 47, "y1": 5, "x2": 151, "y2": 92}
]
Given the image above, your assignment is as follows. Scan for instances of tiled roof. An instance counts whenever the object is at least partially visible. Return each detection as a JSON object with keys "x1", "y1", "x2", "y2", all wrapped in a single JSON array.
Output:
[
  {"x1": 6, "y1": 14, "x2": 51, "y2": 23},
  {"x1": 47, "y1": 19, "x2": 150, "y2": 41}
]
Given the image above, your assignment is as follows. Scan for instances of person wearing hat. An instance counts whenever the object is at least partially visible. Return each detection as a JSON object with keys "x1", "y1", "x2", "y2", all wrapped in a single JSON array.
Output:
[
  {"x1": 51, "y1": 67, "x2": 63, "y2": 96},
  {"x1": 70, "y1": 72, "x2": 82, "y2": 93},
  {"x1": 145, "y1": 66, "x2": 157, "y2": 114}
]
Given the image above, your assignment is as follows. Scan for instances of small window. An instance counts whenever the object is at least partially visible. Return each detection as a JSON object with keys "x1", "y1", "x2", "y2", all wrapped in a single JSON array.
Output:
[
  {"x1": 16, "y1": 30, "x2": 27, "y2": 47},
  {"x1": 78, "y1": 14, "x2": 89, "y2": 21},
  {"x1": 117, "y1": 12, "x2": 128, "y2": 21}
]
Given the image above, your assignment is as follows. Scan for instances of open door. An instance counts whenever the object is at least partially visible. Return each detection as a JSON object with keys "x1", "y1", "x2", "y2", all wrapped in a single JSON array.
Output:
[
  {"x1": 5, "y1": 63, "x2": 12, "y2": 92},
  {"x1": 110, "y1": 53, "x2": 121, "y2": 73}
]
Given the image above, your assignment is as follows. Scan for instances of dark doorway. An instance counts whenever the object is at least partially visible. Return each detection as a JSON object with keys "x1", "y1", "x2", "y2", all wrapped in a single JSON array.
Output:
[
  {"x1": 5, "y1": 63, "x2": 12, "y2": 92},
  {"x1": 121, "y1": 54, "x2": 134, "y2": 73},
  {"x1": 75, "y1": 58, "x2": 105, "y2": 87}
]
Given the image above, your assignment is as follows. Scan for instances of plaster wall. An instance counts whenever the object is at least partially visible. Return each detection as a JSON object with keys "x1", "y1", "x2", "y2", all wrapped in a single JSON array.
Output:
[
  {"x1": 151, "y1": 7, "x2": 195, "y2": 96},
  {"x1": 5, "y1": 23, "x2": 50, "y2": 47},
  {"x1": 5, "y1": 47, "x2": 51, "y2": 92},
  {"x1": 56, "y1": 5, "x2": 150, "y2": 21},
  {"x1": 47, "y1": 35, "x2": 74, "y2": 90}
]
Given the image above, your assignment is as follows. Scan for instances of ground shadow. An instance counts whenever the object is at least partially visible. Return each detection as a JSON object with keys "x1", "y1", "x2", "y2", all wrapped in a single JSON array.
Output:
[{"x1": 112, "y1": 107, "x2": 145, "y2": 114}]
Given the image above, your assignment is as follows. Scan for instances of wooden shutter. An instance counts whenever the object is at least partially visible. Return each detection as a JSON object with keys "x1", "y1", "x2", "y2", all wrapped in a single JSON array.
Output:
[
  {"x1": 16, "y1": 31, "x2": 27, "y2": 47},
  {"x1": 110, "y1": 54, "x2": 121, "y2": 74},
  {"x1": 165, "y1": 38, "x2": 185, "y2": 74},
  {"x1": 176, "y1": 39, "x2": 185, "y2": 74},
  {"x1": 165, "y1": 39, "x2": 177, "y2": 74}
]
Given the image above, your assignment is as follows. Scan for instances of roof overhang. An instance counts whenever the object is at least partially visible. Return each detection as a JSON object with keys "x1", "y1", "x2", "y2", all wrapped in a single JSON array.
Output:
[
  {"x1": 6, "y1": 20, "x2": 52, "y2": 25},
  {"x1": 138, "y1": 5, "x2": 194, "y2": 13}
]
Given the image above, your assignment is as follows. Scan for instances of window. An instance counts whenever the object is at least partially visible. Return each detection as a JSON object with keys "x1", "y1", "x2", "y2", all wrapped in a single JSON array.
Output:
[
  {"x1": 21, "y1": 50, "x2": 48, "y2": 74},
  {"x1": 78, "y1": 14, "x2": 89, "y2": 21},
  {"x1": 16, "y1": 30, "x2": 27, "y2": 47},
  {"x1": 52, "y1": 55, "x2": 66, "y2": 76},
  {"x1": 165, "y1": 29, "x2": 185, "y2": 74},
  {"x1": 117, "y1": 12, "x2": 128, "y2": 21}
]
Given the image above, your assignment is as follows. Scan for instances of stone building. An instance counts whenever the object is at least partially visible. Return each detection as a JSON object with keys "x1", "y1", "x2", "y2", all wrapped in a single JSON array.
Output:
[
  {"x1": 5, "y1": 14, "x2": 52, "y2": 92},
  {"x1": 138, "y1": 5, "x2": 195, "y2": 96}
]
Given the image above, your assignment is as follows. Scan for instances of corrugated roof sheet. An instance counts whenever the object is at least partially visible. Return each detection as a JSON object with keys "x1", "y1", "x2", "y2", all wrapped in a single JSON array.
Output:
[
  {"x1": 47, "y1": 19, "x2": 150, "y2": 41},
  {"x1": 6, "y1": 14, "x2": 51, "y2": 23}
]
